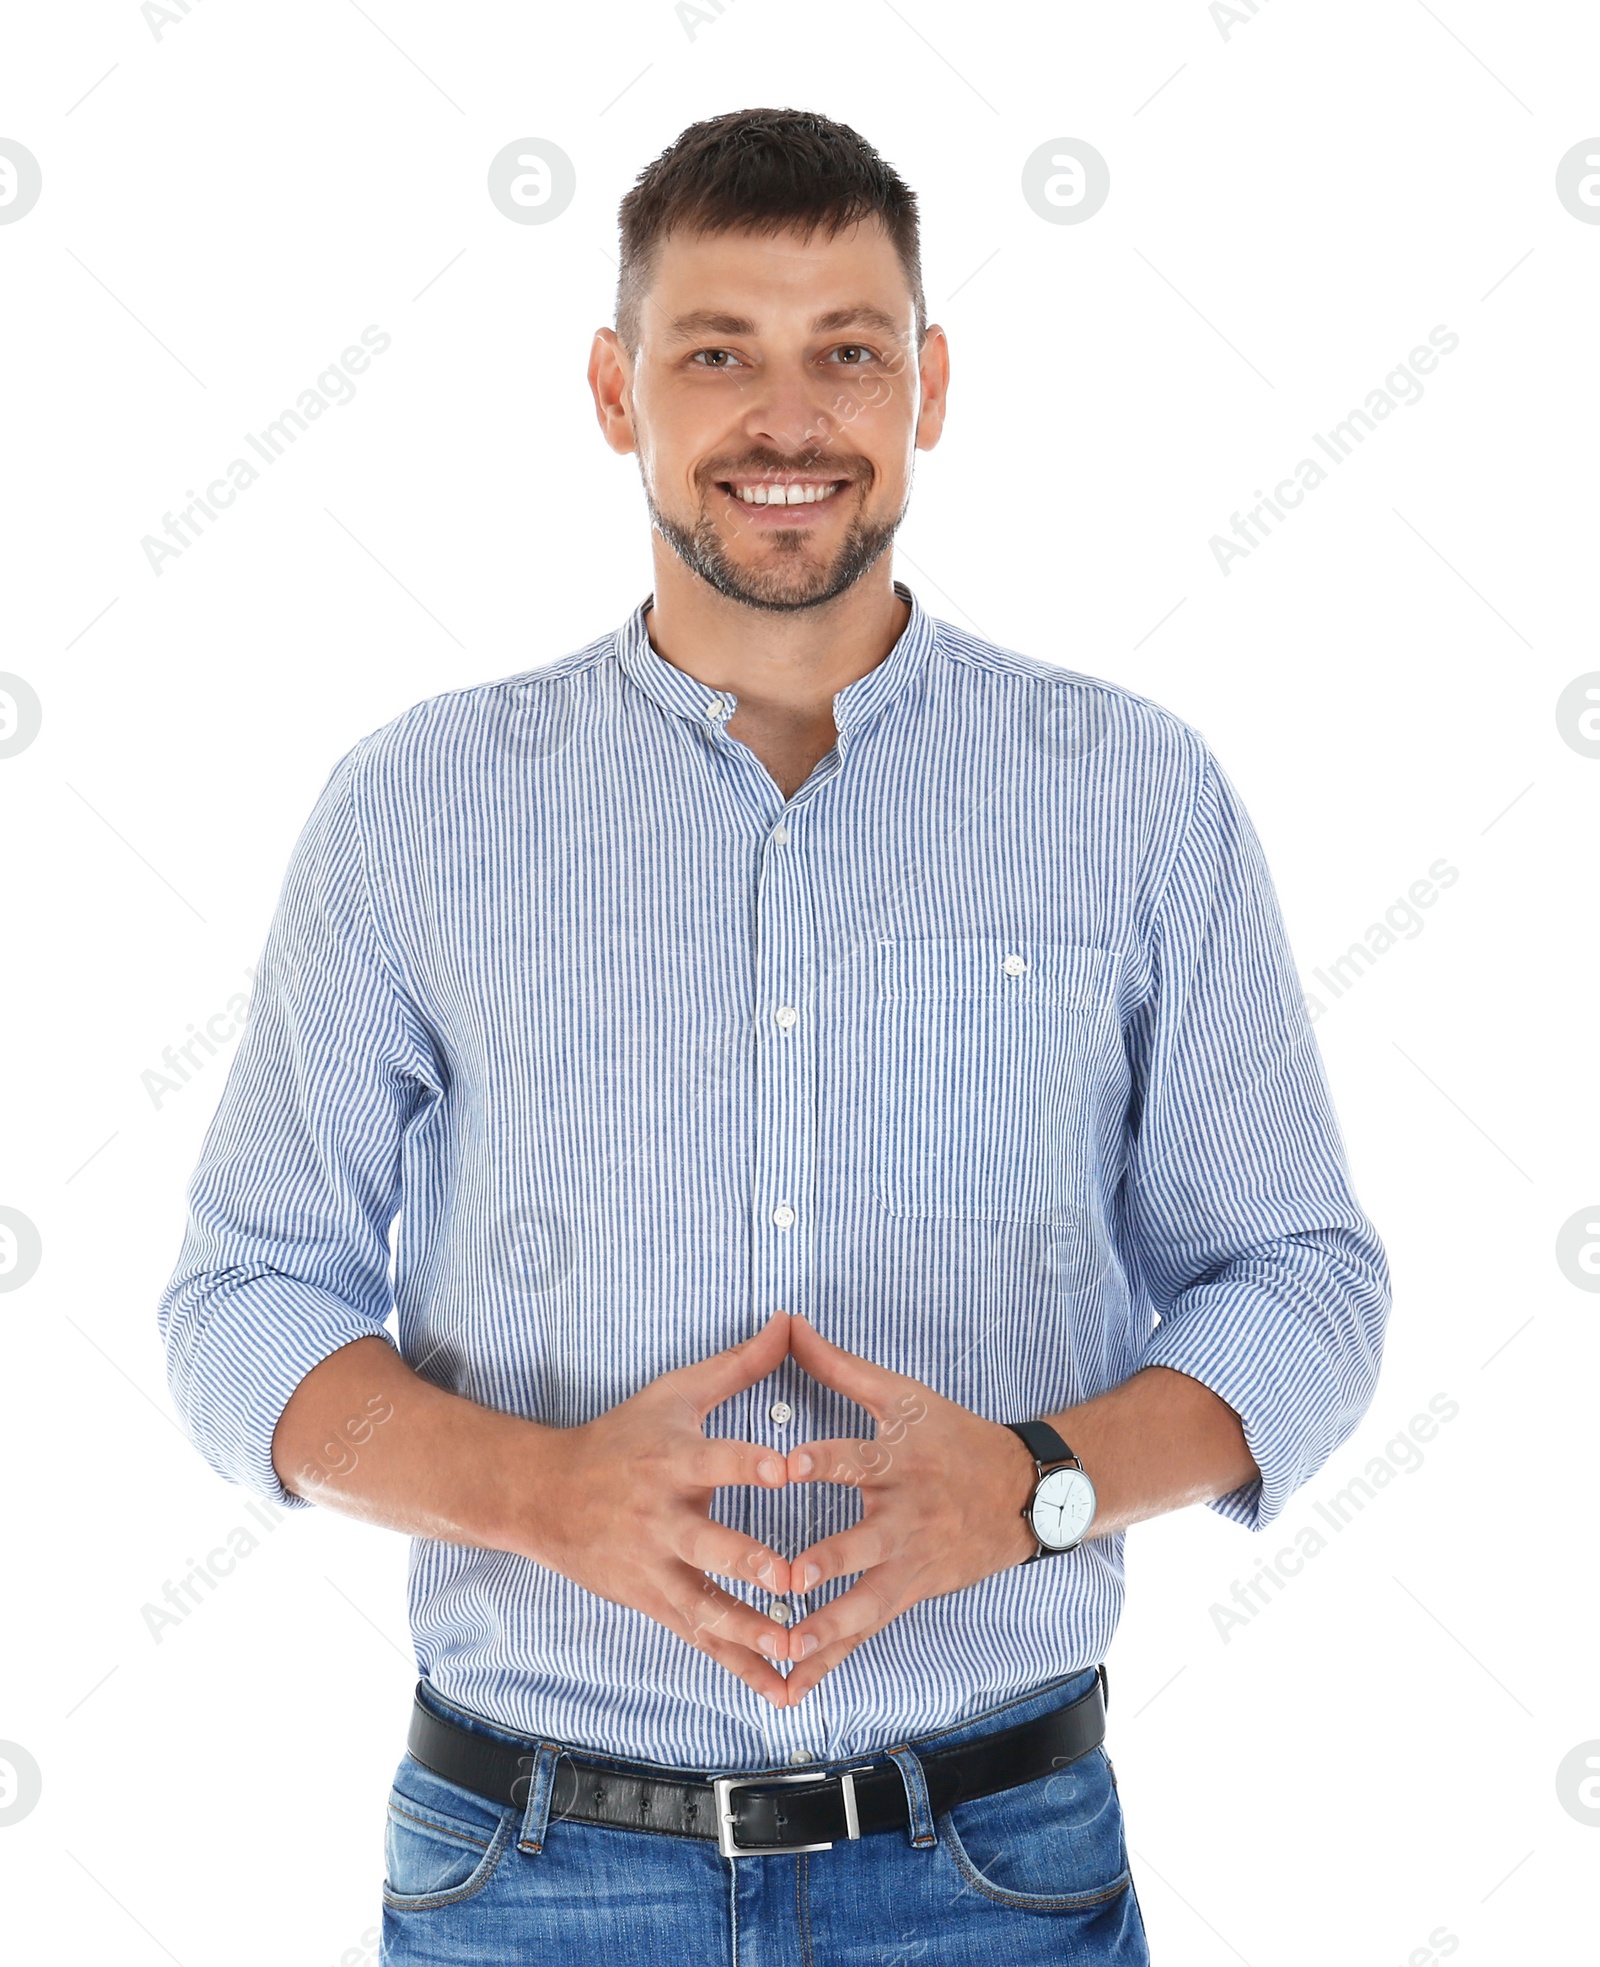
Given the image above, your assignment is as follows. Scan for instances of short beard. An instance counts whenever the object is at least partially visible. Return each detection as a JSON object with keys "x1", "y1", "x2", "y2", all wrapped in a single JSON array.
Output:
[{"x1": 645, "y1": 480, "x2": 905, "y2": 615}]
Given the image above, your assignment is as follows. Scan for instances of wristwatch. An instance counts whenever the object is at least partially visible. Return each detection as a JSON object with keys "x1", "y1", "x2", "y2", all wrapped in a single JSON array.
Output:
[{"x1": 1005, "y1": 1420, "x2": 1097, "y2": 1562}]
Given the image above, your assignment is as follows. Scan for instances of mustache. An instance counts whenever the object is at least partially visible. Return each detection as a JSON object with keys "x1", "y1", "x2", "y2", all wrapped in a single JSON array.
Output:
[{"x1": 703, "y1": 456, "x2": 867, "y2": 484}]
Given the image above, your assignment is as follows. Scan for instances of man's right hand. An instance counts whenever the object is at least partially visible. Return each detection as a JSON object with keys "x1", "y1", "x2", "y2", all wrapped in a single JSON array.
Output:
[
  {"x1": 505, "y1": 1305, "x2": 798, "y2": 1707},
  {"x1": 272, "y1": 1307, "x2": 800, "y2": 1706}
]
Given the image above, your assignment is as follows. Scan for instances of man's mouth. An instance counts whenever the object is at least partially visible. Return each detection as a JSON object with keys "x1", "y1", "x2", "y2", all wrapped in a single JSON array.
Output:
[{"x1": 715, "y1": 476, "x2": 852, "y2": 508}]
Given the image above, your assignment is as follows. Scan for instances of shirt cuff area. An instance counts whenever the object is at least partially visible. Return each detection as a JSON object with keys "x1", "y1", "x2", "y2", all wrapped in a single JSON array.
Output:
[
  {"x1": 1136, "y1": 1281, "x2": 1350, "y2": 1534},
  {"x1": 167, "y1": 1275, "x2": 400, "y2": 1511}
]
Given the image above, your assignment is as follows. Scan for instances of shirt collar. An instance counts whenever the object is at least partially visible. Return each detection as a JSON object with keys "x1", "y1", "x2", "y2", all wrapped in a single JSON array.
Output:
[{"x1": 612, "y1": 578, "x2": 937, "y2": 743}]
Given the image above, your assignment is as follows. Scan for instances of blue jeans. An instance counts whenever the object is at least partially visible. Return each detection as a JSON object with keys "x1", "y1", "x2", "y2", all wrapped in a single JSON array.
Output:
[{"x1": 380, "y1": 1665, "x2": 1152, "y2": 1963}]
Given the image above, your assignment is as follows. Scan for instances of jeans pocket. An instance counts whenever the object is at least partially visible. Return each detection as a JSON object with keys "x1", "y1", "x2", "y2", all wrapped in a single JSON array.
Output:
[
  {"x1": 382, "y1": 1752, "x2": 517, "y2": 1911},
  {"x1": 936, "y1": 1744, "x2": 1131, "y2": 1912}
]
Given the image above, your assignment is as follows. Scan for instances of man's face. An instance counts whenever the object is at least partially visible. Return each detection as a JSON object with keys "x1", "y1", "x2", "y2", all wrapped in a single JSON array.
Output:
[{"x1": 592, "y1": 217, "x2": 946, "y2": 613}]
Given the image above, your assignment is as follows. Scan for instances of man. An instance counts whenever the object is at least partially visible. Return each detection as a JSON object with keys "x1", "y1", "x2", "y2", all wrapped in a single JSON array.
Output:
[{"x1": 158, "y1": 107, "x2": 1389, "y2": 1963}]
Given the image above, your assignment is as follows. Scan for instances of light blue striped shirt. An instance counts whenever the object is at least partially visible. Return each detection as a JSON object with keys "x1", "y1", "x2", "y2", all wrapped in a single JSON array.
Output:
[{"x1": 157, "y1": 580, "x2": 1390, "y2": 1768}]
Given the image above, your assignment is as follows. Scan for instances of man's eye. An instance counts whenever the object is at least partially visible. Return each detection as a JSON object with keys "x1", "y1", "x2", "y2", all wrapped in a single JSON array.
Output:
[
  {"x1": 690, "y1": 348, "x2": 742, "y2": 368},
  {"x1": 832, "y1": 345, "x2": 878, "y2": 365}
]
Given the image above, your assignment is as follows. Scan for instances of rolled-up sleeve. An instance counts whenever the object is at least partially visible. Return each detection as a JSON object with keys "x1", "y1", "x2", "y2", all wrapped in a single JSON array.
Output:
[
  {"x1": 156, "y1": 739, "x2": 444, "y2": 1509},
  {"x1": 1122, "y1": 742, "x2": 1390, "y2": 1532}
]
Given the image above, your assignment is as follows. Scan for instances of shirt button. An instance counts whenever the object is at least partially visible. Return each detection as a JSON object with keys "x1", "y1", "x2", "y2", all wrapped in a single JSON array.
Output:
[
  {"x1": 769, "y1": 1400, "x2": 793, "y2": 1425},
  {"x1": 774, "y1": 1005, "x2": 798, "y2": 1030},
  {"x1": 772, "y1": 824, "x2": 789, "y2": 845},
  {"x1": 789, "y1": 1747, "x2": 814, "y2": 1764},
  {"x1": 769, "y1": 1600, "x2": 793, "y2": 1625},
  {"x1": 1002, "y1": 952, "x2": 1028, "y2": 976},
  {"x1": 772, "y1": 1203, "x2": 795, "y2": 1230},
  {"x1": 705, "y1": 696, "x2": 728, "y2": 721}
]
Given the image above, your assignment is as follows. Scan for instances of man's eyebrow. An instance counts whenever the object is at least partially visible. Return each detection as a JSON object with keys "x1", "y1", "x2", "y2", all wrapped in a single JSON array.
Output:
[{"x1": 659, "y1": 304, "x2": 907, "y2": 346}]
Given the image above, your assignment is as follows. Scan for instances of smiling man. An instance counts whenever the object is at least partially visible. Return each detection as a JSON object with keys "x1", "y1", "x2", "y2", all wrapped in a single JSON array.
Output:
[{"x1": 158, "y1": 108, "x2": 1390, "y2": 1964}]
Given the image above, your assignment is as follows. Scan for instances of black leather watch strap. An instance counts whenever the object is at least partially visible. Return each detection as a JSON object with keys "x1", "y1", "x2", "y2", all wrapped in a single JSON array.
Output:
[
  {"x1": 1006, "y1": 1420, "x2": 1084, "y2": 1564},
  {"x1": 1006, "y1": 1419, "x2": 1077, "y2": 1469}
]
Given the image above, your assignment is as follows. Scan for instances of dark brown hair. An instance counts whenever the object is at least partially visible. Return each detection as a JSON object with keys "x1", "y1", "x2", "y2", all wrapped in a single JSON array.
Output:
[{"x1": 614, "y1": 108, "x2": 925, "y2": 359}]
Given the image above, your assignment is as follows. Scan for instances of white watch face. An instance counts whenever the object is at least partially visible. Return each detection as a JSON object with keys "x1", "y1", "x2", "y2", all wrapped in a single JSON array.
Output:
[{"x1": 1030, "y1": 1466, "x2": 1096, "y2": 1550}]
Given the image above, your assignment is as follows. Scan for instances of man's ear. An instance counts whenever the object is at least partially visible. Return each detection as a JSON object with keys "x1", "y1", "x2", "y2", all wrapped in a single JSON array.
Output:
[{"x1": 588, "y1": 326, "x2": 638, "y2": 458}]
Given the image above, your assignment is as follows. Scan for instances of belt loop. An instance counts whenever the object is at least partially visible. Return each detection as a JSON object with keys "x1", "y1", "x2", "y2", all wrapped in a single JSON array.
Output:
[
  {"x1": 885, "y1": 1744, "x2": 938, "y2": 1849},
  {"x1": 1098, "y1": 1661, "x2": 1109, "y2": 1712},
  {"x1": 516, "y1": 1743, "x2": 564, "y2": 1854}
]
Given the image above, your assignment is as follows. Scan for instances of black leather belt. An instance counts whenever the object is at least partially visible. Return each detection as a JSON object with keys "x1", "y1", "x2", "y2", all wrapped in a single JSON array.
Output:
[{"x1": 406, "y1": 1666, "x2": 1108, "y2": 1858}]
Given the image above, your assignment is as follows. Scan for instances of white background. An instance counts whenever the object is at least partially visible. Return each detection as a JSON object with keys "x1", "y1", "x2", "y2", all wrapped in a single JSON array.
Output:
[{"x1": 2, "y1": 2, "x2": 1596, "y2": 1961}]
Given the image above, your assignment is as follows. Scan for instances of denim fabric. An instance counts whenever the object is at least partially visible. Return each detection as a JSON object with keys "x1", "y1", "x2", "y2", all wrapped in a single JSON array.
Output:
[{"x1": 381, "y1": 1665, "x2": 1151, "y2": 1963}]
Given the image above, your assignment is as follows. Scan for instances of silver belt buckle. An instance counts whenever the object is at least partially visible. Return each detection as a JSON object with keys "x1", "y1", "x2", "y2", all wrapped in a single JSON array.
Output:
[{"x1": 711, "y1": 1765, "x2": 869, "y2": 1858}]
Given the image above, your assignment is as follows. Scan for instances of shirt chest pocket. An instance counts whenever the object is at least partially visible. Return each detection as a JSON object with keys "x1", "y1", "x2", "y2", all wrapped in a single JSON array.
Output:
[{"x1": 870, "y1": 937, "x2": 1122, "y2": 1223}]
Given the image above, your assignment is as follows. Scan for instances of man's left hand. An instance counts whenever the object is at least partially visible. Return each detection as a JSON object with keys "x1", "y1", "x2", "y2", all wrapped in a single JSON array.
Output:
[{"x1": 774, "y1": 1311, "x2": 1042, "y2": 1704}]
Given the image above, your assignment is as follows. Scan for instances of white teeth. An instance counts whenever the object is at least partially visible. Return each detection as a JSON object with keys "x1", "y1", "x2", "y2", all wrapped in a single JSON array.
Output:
[{"x1": 732, "y1": 481, "x2": 842, "y2": 506}]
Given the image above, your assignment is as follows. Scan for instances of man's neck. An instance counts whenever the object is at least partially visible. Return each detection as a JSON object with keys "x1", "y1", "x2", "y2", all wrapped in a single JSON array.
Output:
[
  {"x1": 642, "y1": 557, "x2": 910, "y2": 725},
  {"x1": 641, "y1": 561, "x2": 912, "y2": 801}
]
